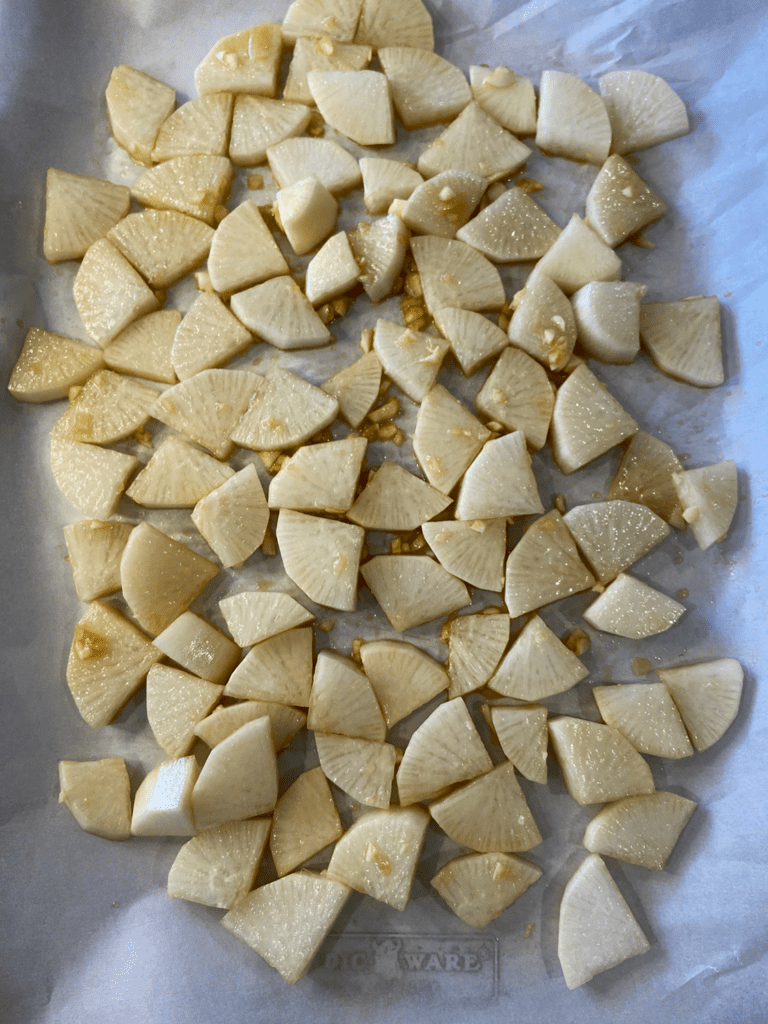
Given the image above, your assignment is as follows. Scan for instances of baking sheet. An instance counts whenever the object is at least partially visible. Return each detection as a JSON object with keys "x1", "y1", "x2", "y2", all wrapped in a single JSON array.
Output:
[{"x1": 1, "y1": 0, "x2": 767, "y2": 1021}]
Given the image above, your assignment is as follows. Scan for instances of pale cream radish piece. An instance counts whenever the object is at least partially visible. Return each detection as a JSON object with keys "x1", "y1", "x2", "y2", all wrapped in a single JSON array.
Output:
[
  {"x1": 507, "y1": 271, "x2": 576, "y2": 371},
  {"x1": 583, "y1": 572, "x2": 685, "y2": 639},
  {"x1": 231, "y1": 275, "x2": 332, "y2": 349},
  {"x1": 489, "y1": 614, "x2": 589, "y2": 701},
  {"x1": 583, "y1": 791, "x2": 697, "y2": 871},
  {"x1": 359, "y1": 639, "x2": 449, "y2": 729},
  {"x1": 50, "y1": 439, "x2": 139, "y2": 520},
  {"x1": 608, "y1": 430, "x2": 687, "y2": 529},
  {"x1": 51, "y1": 369, "x2": 159, "y2": 445},
  {"x1": 488, "y1": 705, "x2": 548, "y2": 784},
  {"x1": 284, "y1": 37, "x2": 372, "y2": 105},
  {"x1": 354, "y1": 0, "x2": 434, "y2": 50},
  {"x1": 131, "y1": 756, "x2": 199, "y2": 837},
  {"x1": 640, "y1": 296, "x2": 724, "y2": 387},
  {"x1": 446, "y1": 610, "x2": 509, "y2": 697},
  {"x1": 126, "y1": 436, "x2": 235, "y2": 508},
  {"x1": 548, "y1": 717, "x2": 655, "y2": 805},
  {"x1": 475, "y1": 346, "x2": 554, "y2": 452},
  {"x1": 360, "y1": 157, "x2": 423, "y2": 215},
  {"x1": 152, "y1": 92, "x2": 233, "y2": 161},
  {"x1": 146, "y1": 664, "x2": 223, "y2": 759},
  {"x1": 551, "y1": 364, "x2": 638, "y2": 474},
  {"x1": 44, "y1": 169, "x2": 130, "y2": 263},
  {"x1": 571, "y1": 281, "x2": 647, "y2": 364},
  {"x1": 585, "y1": 154, "x2": 667, "y2": 247},
  {"x1": 321, "y1": 350, "x2": 382, "y2": 427},
  {"x1": 347, "y1": 459, "x2": 451, "y2": 531},
  {"x1": 349, "y1": 214, "x2": 409, "y2": 303},
  {"x1": 63, "y1": 519, "x2": 133, "y2": 602},
  {"x1": 104, "y1": 310, "x2": 181, "y2": 384},
  {"x1": 58, "y1": 757, "x2": 132, "y2": 841},
  {"x1": 422, "y1": 518, "x2": 506, "y2": 593},
  {"x1": 267, "y1": 136, "x2": 362, "y2": 194},
  {"x1": 277, "y1": 510, "x2": 365, "y2": 611},
  {"x1": 308, "y1": 70, "x2": 395, "y2": 145},
  {"x1": 411, "y1": 235, "x2": 505, "y2": 314},
  {"x1": 305, "y1": 231, "x2": 361, "y2": 306},
  {"x1": 433, "y1": 307, "x2": 508, "y2": 376},
  {"x1": 456, "y1": 431, "x2": 543, "y2": 521},
  {"x1": 657, "y1": 658, "x2": 743, "y2": 752},
  {"x1": 224, "y1": 627, "x2": 314, "y2": 706},
  {"x1": 105, "y1": 64, "x2": 175, "y2": 165},
  {"x1": 282, "y1": 0, "x2": 364, "y2": 45},
  {"x1": 195, "y1": 702, "x2": 307, "y2": 752},
  {"x1": 171, "y1": 293, "x2": 252, "y2": 380},
  {"x1": 208, "y1": 200, "x2": 288, "y2": 295},
  {"x1": 131, "y1": 154, "x2": 234, "y2": 226},
  {"x1": 378, "y1": 47, "x2": 471, "y2": 129},
  {"x1": 563, "y1": 500, "x2": 670, "y2": 583},
  {"x1": 222, "y1": 873, "x2": 351, "y2": 985},
  {"x1": 276, "y1": 178, "x2": 339, "y2": 258},
  {"x1": 535, "y1": 70, "x2": 611, "y2": 164},
  {"x1": 167, "y1": 819, "x2": 271, "y2": 909},
  {"x1": 269, "y1": 436, "x2": 367, "y2": 513},
  {"x1": 396, "y1": 698, "x2": 492, "y2": 806},
  {"x1": 8, "y1": 327, "x2": 104, "y2": 403},
  {"x1": 457, "y1": 186, "x2": 561, "y2": 263},
  {"x1": 308, "y1": 650, "x2": 386, "y2": 742},
  {"x1": 152, "y1": 610, "x2": 241, "y2": 684},
  {"x1": 413, "y1": 383, "x2": 491, "y2": 494},
  {"x1": 270, "y1": 766, "x2": 343, "y2": 877},
  {"x1": 417, "y1": 102, "x2": 531, "y2": 181},
  {"x1": 192, "y1": 464, "x2": 270, "y2": 568},
  {"x1": 558, "y1": 853, "x2": 650, "y2": 989},
  {"x1": 534, "y1": 214, "x2": 621, "y2": 295},
  {"x1": 672, "y1": 459, "x2": 738, "y2": 550},
  {"x1": 326, "y1": 806, "x2": 430, "y2": 910},
  {"x1": 314, "y1": 732, "x2": 397, "y2": 809},
  {"x1": 73, "y1": 239, "x2": 160, "y2": 347},
  {"x1": 229, "y1": 96, "x2": 311, "y2": 166},
  {"x1": 432, "y1": 852, "x2": 542, "y2": 929},
  {"x1": 194, "y1": 24, "x2": 283, "y2": 97},
  {"x1": 599, "y1": 70, "x2": 689, "y2": 154},
  {"x1": 592, "y1": 682, "x2": 693, "y2": 759},
  {"x1": 373, "y1": 320, "x2": 450, "y2": 404},
  {"x1": 361, "y1": 554, "x2": 471, "y2": 632},
  {"x1": 230, "y1": 366, "x2": 339, "y2": 450},
  {"x1": 402, "y1": 170, "x2": 486, "y2": 239},
  {"x1": 469, "y1": 65, "x2": 537, "y2": 135}
]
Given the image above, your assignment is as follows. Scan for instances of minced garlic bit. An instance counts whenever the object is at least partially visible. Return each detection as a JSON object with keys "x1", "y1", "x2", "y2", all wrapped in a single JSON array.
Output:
[
  {"x1": 631, "y1": 657, "x2": 652, "y2": 676},
  {"x1": 246, "y1": 173, "x2": 263, "y2": 190},
  {"x1": 317, "y1": 619, "x2": 336, "y2": 633},
  {"x1": 565, "y1": 628, "x2": 591, "y2": 656}
]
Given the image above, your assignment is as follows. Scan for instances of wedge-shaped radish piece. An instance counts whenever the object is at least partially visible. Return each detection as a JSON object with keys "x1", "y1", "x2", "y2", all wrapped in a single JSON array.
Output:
[
  {"x1": 372, "y1": 318, "x2": 450, "y2": 403},
  {"x1": 413, "y1": 383, "x2": 491, "y2": 494},
  {"x1": 488, "y1": 705, "x2": 548, "y2": 783},
  {"x1": 476, "y1": 346, "x2": 554, "y2": 452},
  {"x1": 657, "y1": 658, "x2": 743, "y2": 753},
  {"x1": 640, "y1": 296, "x2": 724, "y2": 387},
  {"x1": 417, "y1": 102, "x2": 531, "y2": 181},
  {"x1": 277, "y1": 510, "x2": 364, "y2": 612},
  {"x1": 423, "y1": 518, "x2": 506, "y2": 593},
  {"x1": 195, "y1": 24, "x2": 282, "y2": 97},
  {"x1": 192, "y1": 716, "x2": 278, "y2": 831},
  {"x1": 412, "y1": 236, "x2": 506, "y2": 318},
  {"x1": 58, "y1": 757, "x2": 132, "y2": 841},
  {"x1": 132, "y1": 756, "x2": 199, "y2": 837},
  {"x1": 73, "y1": 238, "x2": 160, "y2": 347},
  {"x1": 44, "y1": 169, "x2": 130, "y2": 263},
  {"x1": 315, "y1": 733, "x2": 397, "y2": 809},
  {"x1": 131, "y1": 155, "x2": 234, "y2": 226},
  {"x1": 192, "y1": 465, "x2": 270, "y2": 568},
  {"x1": 401, "y1": 170, "x2": 486, "y2": 239},
  {"x1": 355, "y1": 0, "x2": 433, "y2": 49},
  {"x1": 583, "y1": 791, "x2": 696, "y2": 871},
  {"x1": 327, "y1": 806, "x2": 430, "y2": 910},
  {"x1": 152, "y1": 92, "x2": 233, "y2": 161},
  {"x1": 447, "y1": 610, "x2": 509, "y2": 697},
  {"x1": 551, "y1": 364, "x2": 638, "y2": 474},
  {"x1": 222, "y1": 872, "x2": 351, "y2": 985},
  {"x1": 489, "y1": 613, "x2": 588, "y2": 700},
  {"x1": 231, "y1": 276, "x2": 332, "y2": 349},
  {"x1": 50, "y1": 438, "x2": 139, "y2": 519},
  {"x1": 592, "y1": 682, "x2": 693, "y2": 759},
  {"x1": 600, "y1": 70, "x2": 689, "y2": 154},
  {"x1": 229, "y1": 95, "x2": 311, "y2": 166},
  {"x1": 195, "y1": 701, "x2": 307, "y2": 751},
  {"x1": 282, "y1": 0, "x2": 363, "y2": 44},
  {"x1": 284, "y1": 37, "x2": 372, "y2": 105},
  {"x1": 224, "y1": 627, "x2": 314, "y2": 706},
  {"x1": 672, "y1": 459, "x2": 737, "y2": 551},
  {"x1": 583, "y1": 572, "x2": 685, "y2": 639},
  {"x1": 534, "y1": 214, "x2": 621, "y2": 295},
  {"x1": 586, "y1": 154, "x2": 667, "y2": 247},
  {"x1": 432, "y1": 852, "x2": 542, "y2": 929},
  {"x1": 349, "y1": 214, "x2": 409, "y2": 303},
  {"x1": 308, "y1": 70, "x2": 395, "y2": 145},
  {"x1": 396, "y1": 698, "x2": 492, "y2": 805},
  {"x1": 558, "y1": 853, "x2": 650, "y2": 989},
  {"x1": 359, "y1": 639, "x2": 448, "y2": 729},
  {"x1": 456, "y1": 431, "x2": 543, "y2": 520},
  {"x1": 536, "y1": 70, "x2": 611, "y2": 164},
  {"x1": 277, "y1": 178, "x2": 339, "y2": 258},
  {"x1": 571, "y1": 281, "x2": 647, "y2": 364},
  {"x1": 127, "y1": 436, "x2": 234, "y2": 508},
  {"x1": 51, "y1": 369, "x2": 158, "y2": 445},
  {"x1": 321, "y1": 350, "x2": 382, "y2": 427},
  {"x1": 608, "y1": 430, "x2": 687, "y2": 529},
  {"x1": 305, "y1": 231, "x2": 361, "y2": 306},
  {"x1": 267, "y1": 137, "x2": 362, "y2": 194},
  {"x1": 456, "y1": 186, "x2": 561, "y2": 263},
  {"x1": 563, "y1": 500, "x2": 670, "y2": 584},
  {"x1": 120, "y1": 522, "x2": 219, "y2": 636},
  {"x1": 507, "y1": 271, "x2": 576, "y2": 371},
  {"x1": 168, "y1": 819, "x2": 271, "y2": 909},
  {"x1": 8, "y1": 327, "x2": 104, "y2": 403},
  {"x1": 269, "y1": 437, "x2": 367, "y2": 514},
  {"x1": 105, "y1": 64, "x2": 175, "y2": 165},
  {"x1": 104, "y1": 309, "x2": 180, "y2": 384},
  {"x1": 430, "y1": 760, "x2": 541, "y2": 853},
  {"x1": 271, "y1": 767, "x2": 343, "y2": 877},
  {"x1": 66, "y1": 601, "x2": 161, "y2": 728},
  {"x1": 469, "y1": 65, "x2": 537, "y2": 136},
  {"x1": 231, "y1": 366, "x2": 339, "y2": 450},
  {"x1": 362, "y1": 554, "x2": 471, "y2": 632},
  {"x1": 63, "y1": 519, "x2": 133, "y2": 602},
  {"x1": 378, "y1": 47, "x2": 471, "y2": 129},
  {"x1": 504, "y1": 512, "x2": 596, "y2": 619},
  {"x1": 208, "y1": 200, "x2": 288, "y2": 295},
  {"x1": 153, "y1": 611, "x2": 241, "y2": 684},
  {"x1": 347, "y1": 459, "x2": 450, "y2": 531},
  {"x1": 549, "y1": 717, "x2": 655, "y2": 805},
  {"x1": 308, "y1": 650, "x2": 386, "y2": 742},
  {"x1": 433, "y1": 307, "x2": 508, "y2": 376},
  {"x1": 360, "y1": 157, "x2": 423, "y2": 215},
  {"x1": 152, "y1": 369, "x2": 261, "y2": 460},
  {"x1": 146, "y1": 664, "x2": 223, "y2": 759},
  {"x1": 172, "y1": 293, "x2": 252, "y2": 381}
]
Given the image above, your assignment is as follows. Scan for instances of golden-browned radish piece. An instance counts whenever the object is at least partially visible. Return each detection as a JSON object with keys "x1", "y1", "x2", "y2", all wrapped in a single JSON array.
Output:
[{"x1": 607, "y1": 429, "x2": 687, "y2": 529}]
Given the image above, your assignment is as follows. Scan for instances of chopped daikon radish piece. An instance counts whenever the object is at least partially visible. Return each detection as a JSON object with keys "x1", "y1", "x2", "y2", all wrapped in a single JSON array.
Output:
[
  {"x1": 418, "y1": 102, "x2": 531, "y2": 181},
  {"x1": 276, "y1": 510, "x2": 364, "y2": 611},
  {"x1": 586, "y1": 154, "x2": 667, "y2": 247},
  {"x1": 469, "y1": 65, "x2": 537, "y2": 136},
  {"x1": 132, "y1": 756, "x2": 200, "y2": 837},
  {"x1": 104, "y1": 310, "x2": 181, "y2": 384},
  {"x1": 8, "y1": 327, "x2": 104, "y2": 403},
  {"x1": 488, "y1": 705, "x2": 548, "y2": 783},
  {"x1": 563, "y1": 500, "x2": 670, "y2": 583},
  {"x1": 63, "y1": 519, "x2": 133, "y2": 602},
  {"x1": 51, "y1": 369, "x2": 158, "y2": 445},
  {"x1": 267, "y1": 136, "x2": 362, "y2": 194},
  {"x1": 476, "y1": 346, "x2": 554, "y2": 452},
  {"x1": 308, "y1": 69, "x2": 395, "y2": 145},
  {"x1": 271, "y1": 766, "x2": 343, "y2": 876},
  {"x1": 423, "y1": 514, "x2": 506, "y2": 592},
  {"x1": 208, "y1": 199, "x2": 289, "y2": 295},
  {"x1": 168, "y1": 819, "x2": 271, "y2": 908},
  {"x1": 50, "y1": 438, "x2": 139, "y2": 519},
  {"x1": 146, "y1": 664, "x2": 223, "y2": 759},
  {"x1": 58, "y1": 757, "x2": 132, "y2": 841},
  {"x1": 446, "y1": 610, "x2": 509, "y2": 697},
  {"x1": 571, "y1": 281, "x2": 647, "y2": 364},
  {"x1": 373, "y1": 318, "x2": 450, "y2": 403},
  {"x1": 456, "y1": 431, "x2": 543, "y2": 520},
  {"x1": 126, "y1": 435, "x2": 235, "y2": 508},
  {"x1": 348, "y1": 458, "x2": 452, "y2": 531},
  {"x1": 195, "y1": 702, "x2": 307, "y2": 752},
  {"x1": 44, "y1": 169, "x2": 130, "y2": 263},
  {"x1": 305, "y1": 231, "x2": 360, "y2": 306},
  {"x1": 413, "y1": 383, "x2": 491, "y2": 494},
  {"x1": 284, "y1": 37, "x2": 372, "y2": 105},
  {"x1": 456, "y1": 186, "x2": 561, "y2": 263},
  {"x1": 282, "y1": 0, "x2": 364, "y2": 45},
  {"x1": 349, "y1": 214, "x2": 410, "y2": 303},
  {"x1": 535, "y1": 70, "x2": 611, "y2": 165},
  {"x1": 269, "y1": 436, "x2": 367, "y2": 514},
  {"x1": 640, "y1": 296, "x2": 724, "y2": 387},
  {"x1": 360, "y1": 639, "x2": 448, "y2": 729},
  {"x1": 131, "y1": 154, "x2": 234, "y2": 225},
  {"x1": 229, "y1": 96, "x2": 311, "y2": 166},
  {"x1": 432, "y1": 852, "x2": 542, "y2": 929},
  {"x1": 657, "y1": 658, "x2": 743, "y2": 752},
  {"x1": 172, "y1": 292, "x2": 252, "y2": 380},
  {"x1": 231, "y1": 366, "x2": 339, "y2": 450},
  {"x1": 673, "y1": 459, "x2": 738, "y2": 551},
  {"x1": 378, "y1": 47, "x2": 471, "y2": 129},
  {"x1": 432, "y1": 307, "x2": 508, "y2": 376},
  {"x1": 231, "y1": 275, "x2": 332, "y2": 349},
  {"x1": 308, "y1": 650, "x2": 386, "y2": 742},
  {"x1": 152, "y1": 610, "x2": 240, "y2": 684},
  {"x1": 508, "y1": 271, "x2": 576, "y2": 371},
  {"x1": 314, "y1": 733, "x2": 397, "y2": 809},
  {"x1": 360, "y1": 157, "x2": 423, "y2": 215},
  {"x1": 355, "y1": 0, "x2": 434, "y2": 51},
  {"x1": 607, "y1": 429, "x2": 687, "y2": 529},
  {"x1": 583, "y1": 572, "x2": 685, "y2": 639},
  {"x1": 194, "y1": 24, "x2": 283, "y2": 97},
  {"x1": 73, "y1": 238, "x2": 160, "y2": 347},
  {"x1": 105, "y1": 64, "x2": 175, "y2": 165},
  {"x1": 593, "y1": 682, "x2": 693, "y2": 759},
  {"x1": 224, "y1": 627, "x2": 314, "y2": 706},
  {"x1": 321, "y1": 350, "x2": 382, "y2": 427},
  {"x1": 276, "y1": 177, "x2": 339, "y2": 257},
  {"x1": 534, "y1": 213, "x2": 621, "y2": 295},
  {"x1": 489, "y1": 614, "x2": 588, "y2": 701},
  {"x1": 401, "y1": 170, "x2": 486, "y2": 238},
  {"x1": 362, "y1": 554, "x2": 471, "y2": 632},
  {"x1": 599, "y1": 70, "x2": 688, "y2": 154},
  {"x1": 153, "y1": 92, "x2": 233, "y2": 161},
  {"x1": 549, "y1": 717, "x2": 655, "y2": 805},
  {"x1": 583, "y1": 791, "x2": 696, "y2": 871}
]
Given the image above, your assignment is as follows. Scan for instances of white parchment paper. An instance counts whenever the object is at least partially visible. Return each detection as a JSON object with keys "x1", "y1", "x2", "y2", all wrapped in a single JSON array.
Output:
[{"x1": 1, "y1": 1, "x2": 767, "y2": 1022}]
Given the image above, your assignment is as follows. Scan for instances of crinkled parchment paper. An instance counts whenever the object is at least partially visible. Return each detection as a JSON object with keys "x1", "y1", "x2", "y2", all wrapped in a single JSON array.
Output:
[{"x1": 1, "y1": 1, "x2": 767, "y2": 1022}]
